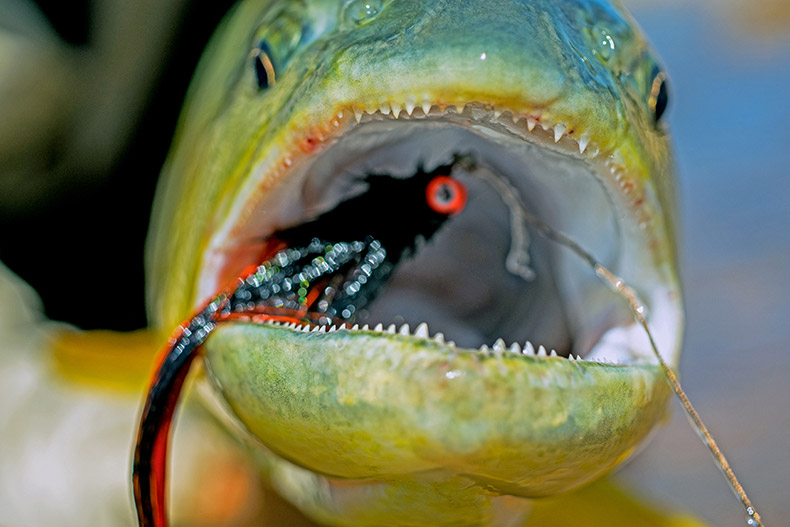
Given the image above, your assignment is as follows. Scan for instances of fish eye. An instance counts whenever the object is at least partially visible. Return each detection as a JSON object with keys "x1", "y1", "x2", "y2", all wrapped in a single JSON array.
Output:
[
  {"x1": 426, "y1": 175, "x2": 467, "y2": 216},
  {"x1": 252, "y1": 41, "x2": 276, "y2": 89},
  {"x1": 649, "y1": 69, "x2": 669, "y2": 125}
]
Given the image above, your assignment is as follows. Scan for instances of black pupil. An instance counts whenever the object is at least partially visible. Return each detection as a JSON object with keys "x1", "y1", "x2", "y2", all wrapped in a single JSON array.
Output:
[
  {"x1": 654, "y1": 78, "x2": 669, "y2": 123},
  {"x1": 436, "y1": 184, "x2": 453, "y2": 204}
]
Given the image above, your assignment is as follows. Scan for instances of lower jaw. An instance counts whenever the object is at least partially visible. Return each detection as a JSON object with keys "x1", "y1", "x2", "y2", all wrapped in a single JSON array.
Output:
[{"x1": 200, "y1": 321, "x2": 671, "y2": 527}]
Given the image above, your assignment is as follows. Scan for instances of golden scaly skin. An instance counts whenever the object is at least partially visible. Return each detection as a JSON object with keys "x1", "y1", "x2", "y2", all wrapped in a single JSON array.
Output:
[{"x1": 145, "y1": 0, "x2": 682, "y2": 524}]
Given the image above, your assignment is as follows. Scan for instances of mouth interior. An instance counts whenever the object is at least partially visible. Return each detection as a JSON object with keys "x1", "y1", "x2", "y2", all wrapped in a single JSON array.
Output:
[{"x1": 205, "y1": 112, "x2": 675, "y2": 365}]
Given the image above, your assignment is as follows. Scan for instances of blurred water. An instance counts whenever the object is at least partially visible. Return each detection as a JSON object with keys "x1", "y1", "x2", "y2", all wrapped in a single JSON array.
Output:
[{"x1": 619, "y1": 5, "x2": 790, "y2": 526}]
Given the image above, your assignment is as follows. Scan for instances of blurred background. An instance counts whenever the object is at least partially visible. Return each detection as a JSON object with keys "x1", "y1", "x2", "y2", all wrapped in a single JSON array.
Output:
[{"x1": 0, "y1": 0, "x2": 787, "y2": 525}]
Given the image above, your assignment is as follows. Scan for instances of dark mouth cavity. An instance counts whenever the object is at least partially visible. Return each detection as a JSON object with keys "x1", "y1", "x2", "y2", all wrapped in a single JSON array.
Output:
[{"x1": 230, "y1": 155, "x2": 576, "y2": 357}]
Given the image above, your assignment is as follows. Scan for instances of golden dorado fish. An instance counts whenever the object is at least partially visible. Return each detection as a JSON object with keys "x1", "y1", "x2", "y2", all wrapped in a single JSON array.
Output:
[{"x1": 142, "y1": 0, "x2": 683, "y2": 524}]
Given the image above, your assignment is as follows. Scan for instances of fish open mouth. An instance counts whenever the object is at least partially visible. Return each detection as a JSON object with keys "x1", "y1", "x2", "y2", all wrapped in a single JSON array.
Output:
[
  {"x1": 197, "y1": 102, "x2": 681, "y2": 367},
  {"x1": 133, "y1": 102, "x2": 682, "y2": 524}
]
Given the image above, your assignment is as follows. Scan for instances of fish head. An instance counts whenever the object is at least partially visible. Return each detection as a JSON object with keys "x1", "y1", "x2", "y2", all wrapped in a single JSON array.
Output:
[{"x1": 146, "y1": 0, "x2": 681, "y2": 523}]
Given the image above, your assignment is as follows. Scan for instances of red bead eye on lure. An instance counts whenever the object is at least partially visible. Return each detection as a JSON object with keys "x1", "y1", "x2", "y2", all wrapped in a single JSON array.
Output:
[{"x1": 426, "y1": 175, "x2": 467, "y2": 215}]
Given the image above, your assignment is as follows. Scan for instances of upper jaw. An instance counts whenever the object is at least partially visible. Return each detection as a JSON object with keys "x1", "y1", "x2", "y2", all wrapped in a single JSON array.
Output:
[{"x1": 196, "y1": 99, "x2": 682, "y2": 369}]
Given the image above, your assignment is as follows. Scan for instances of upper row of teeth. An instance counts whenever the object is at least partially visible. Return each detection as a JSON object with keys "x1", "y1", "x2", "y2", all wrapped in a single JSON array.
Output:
[
  {"x1": 265, "y1": 319, "x2": 587, "y2": 361},
  {"x1": 348, "y1": 102, "x2": 593, "y2": 155}
]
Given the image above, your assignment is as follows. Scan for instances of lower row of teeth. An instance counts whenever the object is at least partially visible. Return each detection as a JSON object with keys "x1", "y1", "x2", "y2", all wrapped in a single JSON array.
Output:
[{"x1": 263, "y1": 319, "x2": 586, "y2": 361}]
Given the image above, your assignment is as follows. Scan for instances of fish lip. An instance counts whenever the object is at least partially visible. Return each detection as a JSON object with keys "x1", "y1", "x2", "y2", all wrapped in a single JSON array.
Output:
[{"x1": 196, "y1": 100, "x2": 682, "y2": 369}]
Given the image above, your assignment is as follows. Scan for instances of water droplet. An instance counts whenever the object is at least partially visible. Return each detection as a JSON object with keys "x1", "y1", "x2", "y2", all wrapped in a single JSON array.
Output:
[
  {"x1": 344, "y1": 0, "x2": 383, "y2": 25},
  {"x1": 593, "y1": 27, "x2": 615, "y2": 61}
]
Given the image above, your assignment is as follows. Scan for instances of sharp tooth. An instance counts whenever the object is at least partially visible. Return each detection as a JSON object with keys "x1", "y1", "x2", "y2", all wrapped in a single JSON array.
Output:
[
  {"x1": 328, "y1": 325, "x2": 337, "y2": 332},
  {"x1": 390, "y1": 102, "x2": 402, "y2": 118},
  {"x1": 351, "y1": 324, "x2": 360, "y2": 331},
  {"x1": 550, "y1": 349, "x2": 558, "y2": 357},
  {"x1": 578, "y1": 133, "x2": 590, "y2": 154},
  {"x1": 524, "y1": 342, "x2": 536, "y2": 356},
  {"x1": 374, "y1": 323, "x2": 384, "y2": 332},
  {"x1": 448, "y1": 340, "x2": 457, "y2": 348},
  {"x1": 456, "y1": 103, "x2": 466, "y2": 114},
  {"x1": 362, "y1": 324, "x2": 370, "y2": 331},
  {"x1": 399, "y1": 323, "x2": 410, "y2": 336},
  {"x1": 509, "y1": 342, "x2": 521, "y2": 353},
  {"x1": 493, "y1": 108, "x2": 503, "y2": 119},
  {"x1": 554, "y1": 123, "x2": 566, "y2": 142},
  {"x1": 338, "y1": 323, "x2": 347, "y2": 330},
  {"x1": 434, "y1": 332, "x2": 445, "y2": 343},
  {"x1": 387, "y1": 324, "x2": 396, "y2": 334},
  {"x1": 493, "y1": 338, "x2": 506, "y2": 351},
  {"x1": 568, "y1": 354, "x2": 575, "y2": 361},
  {"x1": 526, "y1": 116, "x2": 536, "y2": 131},
  {"x1": 380, "y1": 102, "x2": 391, "y2": 115},
  {"x1": 480, "y1": 344, "x2": 490, "y2": 352},
  {"x1": 576, "y1": 355, "x2": 584, "y2": 361},
  {"x1": 415, "y1": 322, "x2": 429, "y2": 338},
  {"x1": 311, "y1": 326, "x2": 319, "y2": 333},
  {"x1": 511, "y1": 114, "x2": 520, "y2": 124},
  {"x1": 422, "y1": 102, "x2": 432, "y2": 115},
  {"x1": 353, "y1": 108, "x2": 363, "y2": 123},
  {"x1": 405, "y1": 102, "x2": 415, "y2": 116},
  {"x1": 537, "y1": 345, "x2": 547, "y2": 357},
  {"x1": 319, "y1": 326, "x2": 327, "y2": 333}
]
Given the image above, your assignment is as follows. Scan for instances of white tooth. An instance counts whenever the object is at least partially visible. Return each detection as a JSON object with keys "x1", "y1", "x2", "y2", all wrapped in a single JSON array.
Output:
[
  {"x1": 319, "y1": 326, "x2": 327, "y2": 333},
  {"x1": 456, "y1": 103, "x2": 465, "y2": 114},
  {"x1": 537, "y1": 345, "x2": 547, "y2": 357},
  {"x1": 578, "y1": 133, "x2": 590, "y2": 154},
  {"x1": 380, "y1": 102, "x2": 391, "y2": 115},
  {"x1": 480, "y1": 344, "x2": 490, "y2": 352},
  {"x1": 509, "y1": 342, "x2": 521, "y2": 353},
  {"x1": 374, "y1": 323, "x2": 384, "y2": 332},
  {"x1": 524, "y1": 342, "x2": 536, "y2": 356},
  {"x1": 576, "y1": 355, "x2": 584, "y2": 361},
  {"x1": 526, "y1": 116, "x2": 536, "y2": 131},
  {"x1": 415, "y1": 322, "x2": 429, "y2": 338},
  {"x1": 387, "y1": 324, "x2": 396, "y2": 334},
  {"x1": 405, "y1": 102, "x2": 415, "y2": 116},
  {"x1": 448, "y1": 341, "x2": 457, "y2": 348},
  {"x1": 399, "y1": 323, "x2": 410, "y2": 336},
  {"x1": 550, "y1": 349, "x2": 558, "y2": 357},
  {"x1": 422, "y1": 102, "x2": 432, "y2": 115},
  {"x1": 353, "y1": 108, "x2": 363, "y2": 123},
  {"x1": 493, "y1": 108, "x2": 503, "y2": 119},
  {"x1": 554, "y1": 123, "x2": 566, "y2": 142},
  {"x1": 338, "y1": 323, "x2": 347, "y2": 330},
  {"x1": 311, "y1": 326, "x2": 320, "y2": 332},
  {"x1": 328, "y1": 325, "x2": 337, "y2": 332},
  {"x1": 351, "y1": 324, "x2": 360, "y2": 331},
  {"x1": 493, "y1": 338, "x2": 506, "y2": 351},
  {"x1": 568, "y1": 354, "x2": 575, "y2": 361},
  {"x1": 390, "y1": 102, "x2": 402, "y2": 118},
  {"x1": 511, "y1": 114, "x2": 520, "y2": 124},
  {"x1": 434, "y1": 332, "x2": 445, "y2": 343},
  {"x1": 362, "y1": 324, "x2": 370, "y2": 331}
]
